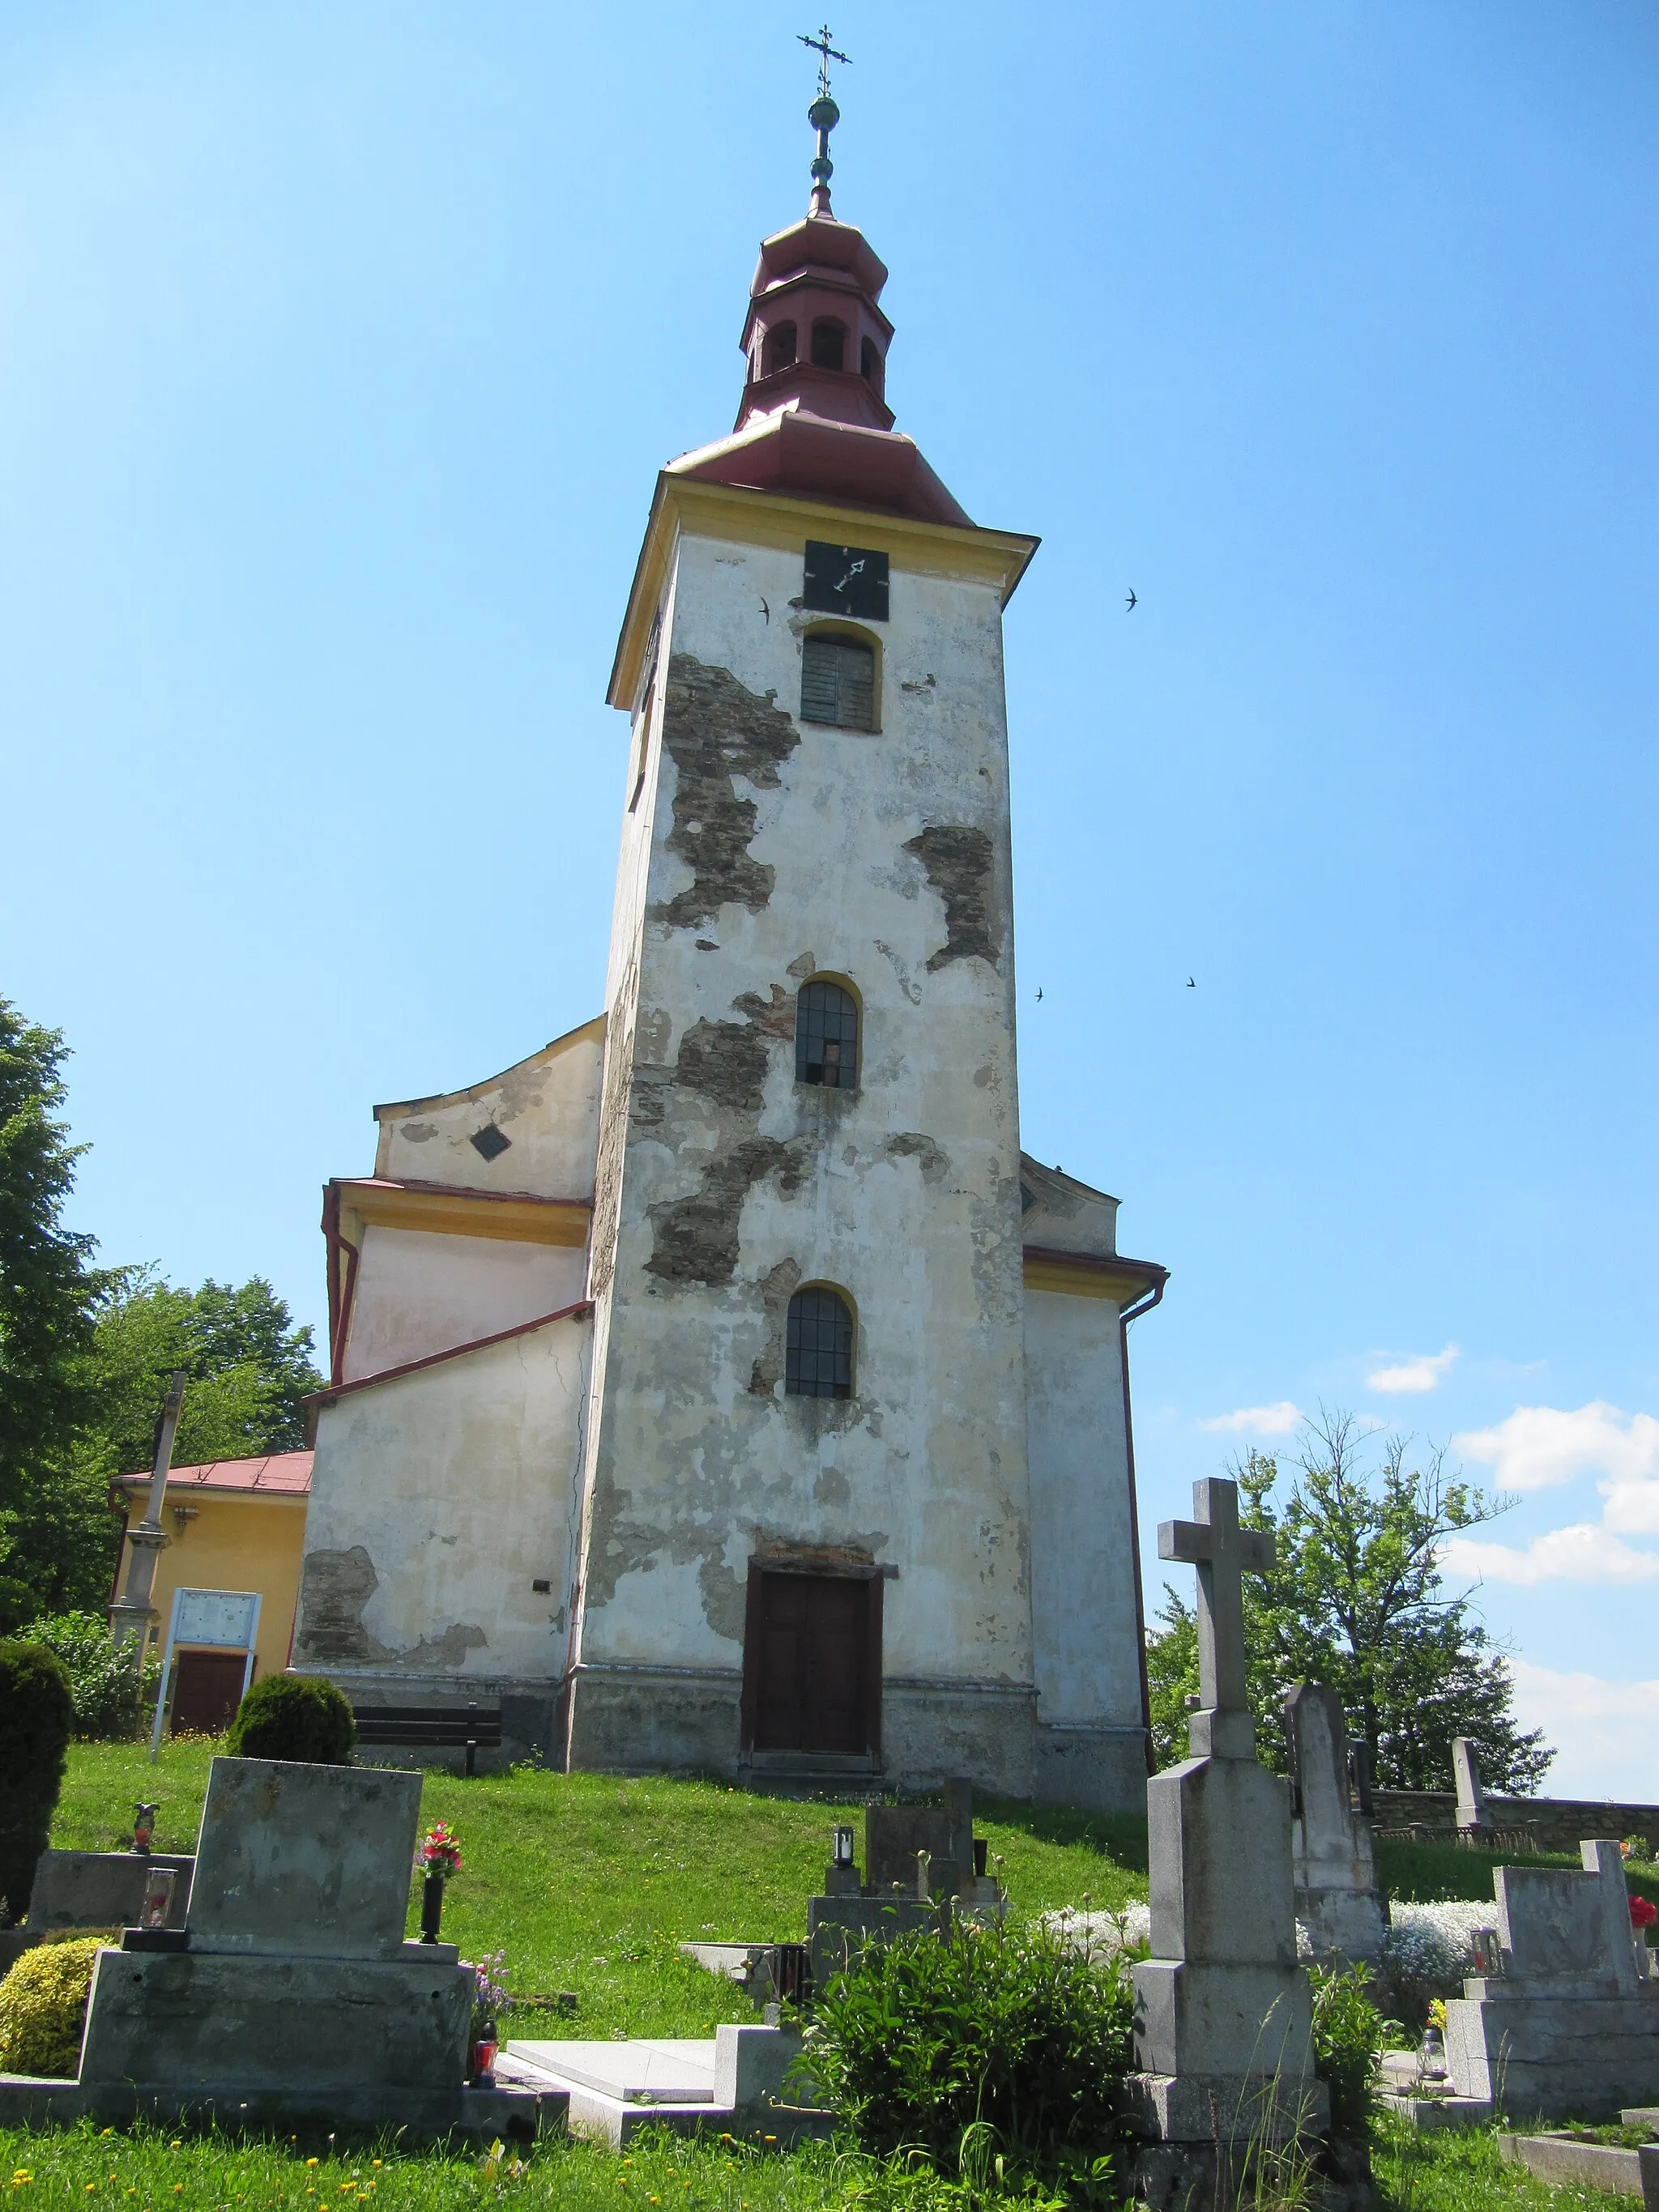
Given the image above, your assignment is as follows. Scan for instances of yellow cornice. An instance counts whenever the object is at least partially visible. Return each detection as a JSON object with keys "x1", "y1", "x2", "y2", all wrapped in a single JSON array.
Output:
[
  {"x1": 338, "y1": 1180, "x2": 591, "y2": 1250},
  {"x1": 608, "y1": 473, "x2": 1041, "y2": 711},
  {"x1": 1022, "y1": 1248, "x2": 1168, "y2": 1305}
]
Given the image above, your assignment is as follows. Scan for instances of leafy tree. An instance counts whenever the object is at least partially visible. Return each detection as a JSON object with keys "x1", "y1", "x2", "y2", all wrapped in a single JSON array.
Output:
[
  {"x1": 1146, "y1": 1411, "x2": 1554, "y2": 1794},
  {"x1": 0, "y1": 1003, "x2": 113, "y2": 1626},
  {"x1": 78, "y1": 1271, "x2": 322, "y2": 1476}
]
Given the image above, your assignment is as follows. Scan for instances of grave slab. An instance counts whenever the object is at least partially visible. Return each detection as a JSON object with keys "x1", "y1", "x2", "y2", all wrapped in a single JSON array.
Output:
[
  {"x1": 79, "y1": 1946, "x2": 473, "y2": 2097},
  {"x1": 1443, "y1": 1840, "x2": 1659, "y2": 2120},
  {"x1": 186, "y1": 1757, "x2": 420, "y2": 1958},
  {"x1": 26, "y1": 1852, "x2": 194, "y2": 1932},
  {"x1": 1499, "y1": 2132, "x2": 1659, "y2": 2210},
  {"x1": 499, "y1": 2026, "x2": 830, "y2": 2151}
]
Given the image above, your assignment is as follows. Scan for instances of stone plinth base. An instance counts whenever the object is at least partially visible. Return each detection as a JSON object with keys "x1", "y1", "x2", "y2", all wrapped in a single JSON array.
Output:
[
  {"x1": 1122, "y1": 2070, "x2": 1329, "y2": 2146},
  {"x1": 0, "y1": 2075, "x2": 559, "y2": 2142},
  {"x1": 1033, "y1": 1724, "x2": 1149, "y2": 1815},
  {"x1": 81, "y1": 1945, "x2": 472, "y2": 2096},
  {"x1": 1135, "y1": 1957, "x2": 1318, "y2": 2082},
  {"x1": 1445, "y1": 1989, "x2": 1659, "y2": 2120}
]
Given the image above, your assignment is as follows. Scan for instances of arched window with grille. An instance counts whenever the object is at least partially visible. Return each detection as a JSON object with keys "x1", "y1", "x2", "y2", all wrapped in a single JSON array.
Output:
[
  {"x1": 800, "y1": 632, "x2": 875, "y2": 731},
  {"x1": 795, "y1": 978, "x2": 859, "y2": 1089},
  {"x1": 786, "y1": 1285, "x2": 855, "y2": 1399}
]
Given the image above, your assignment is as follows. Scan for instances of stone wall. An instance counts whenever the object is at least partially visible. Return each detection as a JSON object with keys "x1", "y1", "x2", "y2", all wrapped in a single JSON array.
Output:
[{"x1": 1372, "y1": 1789, "x2": 1659, "y2": 1855}]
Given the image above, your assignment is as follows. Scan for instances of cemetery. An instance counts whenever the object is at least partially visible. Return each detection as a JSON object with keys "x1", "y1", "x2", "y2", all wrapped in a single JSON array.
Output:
[{"x1": 2, "y1": 1480, "x2": 1657, "y2": 2212}]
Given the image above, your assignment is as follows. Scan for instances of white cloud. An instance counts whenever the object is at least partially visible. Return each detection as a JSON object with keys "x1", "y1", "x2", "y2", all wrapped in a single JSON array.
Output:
[
  {"x1": 1199, "y1": 1401, "x2": 1302, "y2": 1437},
  {"x1": 1452, "y1": 1401, "x2": 1659, "y2": 1493},
  {"x1": 1442, "y1": 1524, "x2": 1659, "y2": 1588},
  {"x1": 1367, "y1": 1344, "x2": 1459, "y2": 1395},
  {"x1": 1508, "y1": 1658, "x2": 1659, "y2": 1801}
]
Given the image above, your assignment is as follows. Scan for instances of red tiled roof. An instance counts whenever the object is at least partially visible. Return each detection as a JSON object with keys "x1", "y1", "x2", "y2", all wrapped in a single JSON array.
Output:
[{"x1": 117, "y1": 1451, "x2": 313, "y2": 1497}]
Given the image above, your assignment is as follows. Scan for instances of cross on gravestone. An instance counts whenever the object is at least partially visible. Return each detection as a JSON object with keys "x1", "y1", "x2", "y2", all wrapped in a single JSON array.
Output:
[{"x1": 1159, "y1": 1478, "x2": 1274, "y2": 1722}]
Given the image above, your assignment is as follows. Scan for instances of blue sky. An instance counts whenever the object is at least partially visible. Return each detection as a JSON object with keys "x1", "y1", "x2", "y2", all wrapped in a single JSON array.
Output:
[{"x1": 4, "y1": 3, "x2": 1657, "y2": 1796}]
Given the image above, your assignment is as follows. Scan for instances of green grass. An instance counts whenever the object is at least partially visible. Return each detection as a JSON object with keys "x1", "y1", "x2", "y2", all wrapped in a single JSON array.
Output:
[
  {"x1": 0, "y1": 2116, "x2": 906, "y2": 2212},
  {"x1": 49, "y1": 1744, "x2": 1148, "y2": 2041},
  {"x1": 8, "y1": 2109, "x2": 1645, "y2": 2212},
  {"x1": 1374, "y1": 2114, "x2": 1648, "y2": 2212},
  {"x1": 1374, "y1": 1834, "x2": 1659, "y2": 1915}
]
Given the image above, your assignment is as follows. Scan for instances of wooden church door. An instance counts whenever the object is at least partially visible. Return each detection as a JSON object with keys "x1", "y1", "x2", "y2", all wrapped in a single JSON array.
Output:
[{"x1": 743, "y1": 1568, "x2": 880, "y2": 1757}]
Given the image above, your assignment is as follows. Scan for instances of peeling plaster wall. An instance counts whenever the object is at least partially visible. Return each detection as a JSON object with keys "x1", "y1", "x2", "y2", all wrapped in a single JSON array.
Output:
[
  {"x1": 570, "y1": 525, "x2": 1036, "y2": 1787},
  {"x1": 1024, "y1": 1285, "x2": 1147, "y2": 1808},
  {"x1": 294, "y1": 1314, "x2": 591, "y2": 1682},
  {"x1": 341, "y1": 1227, "x2": 587, "y2": 1382},
  {"x1": 373, "y1": 1019, "x2": 604, "y2": 1198}
]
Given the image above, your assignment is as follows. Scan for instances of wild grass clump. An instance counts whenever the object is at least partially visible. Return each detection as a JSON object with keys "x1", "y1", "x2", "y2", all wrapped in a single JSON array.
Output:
[{"x1": 798, "y1": 1916, "x2": 1132, "y2": 2194}]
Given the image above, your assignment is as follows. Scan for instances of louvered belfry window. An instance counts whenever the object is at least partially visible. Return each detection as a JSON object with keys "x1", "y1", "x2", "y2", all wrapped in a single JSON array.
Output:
[
  {"x1": 795, "y1": 979, "x2": 859, "y2": 1089},
  {"x1": 800, "y1": 633, "x2": 875, "y2": 731},
  {"x1": 786, "y1": 1286, "x2": 855, "y2": 1399}
]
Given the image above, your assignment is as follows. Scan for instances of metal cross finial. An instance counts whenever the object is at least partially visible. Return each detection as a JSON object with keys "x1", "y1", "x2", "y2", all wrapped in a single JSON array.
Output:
[
  {"x1": 797, "y1": 27, "x2": 851, "y2": 215},
  {"x1": 1159, "y1": 1477, "x2": 1275, "y2": 1748},
  {"x1": 799, "y1": 24, "x2": 851, "y2": 100}
]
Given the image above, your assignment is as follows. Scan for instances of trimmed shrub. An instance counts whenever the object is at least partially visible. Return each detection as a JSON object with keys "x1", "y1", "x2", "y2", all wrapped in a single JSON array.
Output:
[
  {"x1": 27, "y1": 1611, "x2": 159, "y2": 1741},
  {"x1": 0, "y1": 1640, "x2": 75, "y2": 1922},
  {"x1": 0, "y1": 1935, "x2": 104, "y2": 2077},
  {"x1": 225, "y1": 1673, "x2": 356, "y2": 1764},
  {"x1": 798, "y1": 1917, "x2": 1134, "y2": 2185}
]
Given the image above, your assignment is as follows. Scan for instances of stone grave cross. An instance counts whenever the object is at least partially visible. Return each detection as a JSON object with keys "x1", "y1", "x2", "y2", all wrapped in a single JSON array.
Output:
[{"x1": 1159, "y1": 1477, "x2": 1274, "y2": 1761}]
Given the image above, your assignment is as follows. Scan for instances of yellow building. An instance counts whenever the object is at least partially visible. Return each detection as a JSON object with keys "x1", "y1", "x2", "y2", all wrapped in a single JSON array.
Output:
[{"x1": 113, "y1": 1452, "x2": 311, "y2": 1733}]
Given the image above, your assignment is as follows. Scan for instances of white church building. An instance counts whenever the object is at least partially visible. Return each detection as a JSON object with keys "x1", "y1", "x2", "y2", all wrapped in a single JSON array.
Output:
[{"x1": 293, "y1": 85, "x2": 1166, "y2": 1811}]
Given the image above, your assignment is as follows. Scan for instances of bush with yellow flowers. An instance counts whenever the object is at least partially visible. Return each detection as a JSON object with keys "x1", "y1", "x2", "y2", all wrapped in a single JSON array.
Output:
[{"x1": 0, "y1": 1936, "x2": 104, "y2": 2077}]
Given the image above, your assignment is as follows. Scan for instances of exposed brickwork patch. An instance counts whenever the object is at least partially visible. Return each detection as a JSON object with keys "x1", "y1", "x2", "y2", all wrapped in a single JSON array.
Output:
[
  {"x1": 655, "y1": 655, "x2": 800, "y2": 930},
  {"x1": 902, "y1": 825, "x2": 1000, "y2": 969}
]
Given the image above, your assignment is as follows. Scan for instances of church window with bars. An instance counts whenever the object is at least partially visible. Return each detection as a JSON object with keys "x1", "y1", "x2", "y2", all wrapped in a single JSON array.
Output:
[
  {"x1": 785, "y1": 1285, "x2": 855, "y2": 1399},
  {"x1": 795, "y1": 979, "x2": 859, "y2": 1089}
]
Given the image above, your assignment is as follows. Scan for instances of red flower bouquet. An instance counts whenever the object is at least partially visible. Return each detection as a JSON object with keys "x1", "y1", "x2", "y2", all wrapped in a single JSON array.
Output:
[
  {"x1": 416, "y1": 1822, "x2": 463, "y2": 1879},
  {"x1": 1630, "y1": 1894, "x2": 1657, "y2": 1932}
]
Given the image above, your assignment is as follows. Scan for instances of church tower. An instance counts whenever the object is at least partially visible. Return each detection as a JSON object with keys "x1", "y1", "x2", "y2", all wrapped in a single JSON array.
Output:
[
  {"x1": 570, "y1": 75, "x2": 1050, "y2": 1796},
  {"x1": 293, "y1": 57, "x2": 1164, "y2": 1810}
]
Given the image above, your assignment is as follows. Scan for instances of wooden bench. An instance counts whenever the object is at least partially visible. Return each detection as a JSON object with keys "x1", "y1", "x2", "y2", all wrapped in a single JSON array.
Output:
[{"x1": 351, "y1": 1701, "x2": 503, "y2": 1777}]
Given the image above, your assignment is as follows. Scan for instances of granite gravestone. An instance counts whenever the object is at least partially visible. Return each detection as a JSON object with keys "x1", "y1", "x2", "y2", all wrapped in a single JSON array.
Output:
[
  {"x1": 78, "y1": 1758, "x2": 475, "y2": 2116},
  {"x1": 1452, "y1": 1737, "x2": 1491, "y2": 1841},
  {"x1": 1126, "y1": 1480, "x2": 1328, "y2": 2181},
  {"x1": 1444, "y1": 1839, "x2": 1659, "y2": 2120},
  {"x1": 1284, "y1": 1684, "x2": 1384, "y2": 1964}
]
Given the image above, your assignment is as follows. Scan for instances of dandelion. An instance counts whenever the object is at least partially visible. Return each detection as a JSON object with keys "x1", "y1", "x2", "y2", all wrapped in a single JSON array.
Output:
[{"x1": 11, "y1": 2174, "x2": 31, "y2": 2188}]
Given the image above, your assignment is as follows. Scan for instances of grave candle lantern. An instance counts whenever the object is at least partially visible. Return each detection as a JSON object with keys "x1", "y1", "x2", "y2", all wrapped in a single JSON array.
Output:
[
  {"x1": 833, "y1": 1825, "x2": 855, "y2": 1868},
  {"x1": 140, "y1": 1867, "x2": 176, "y2": 1929}
]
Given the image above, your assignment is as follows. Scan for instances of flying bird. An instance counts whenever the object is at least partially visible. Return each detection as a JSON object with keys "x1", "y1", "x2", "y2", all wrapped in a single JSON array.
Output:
[
  {"x1": 1125, "y1": 589, "x2": 1137, "y2": 612},
  {"x1": 1187, "y1": 977, "x2": 1196, "y2": 988},
  {"x1": 759, "y1": 597, "x2": 770, "y2": 623},
  {"x1": 1035, "y1": 987, "x2": 1043, "y2": 1002}
]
